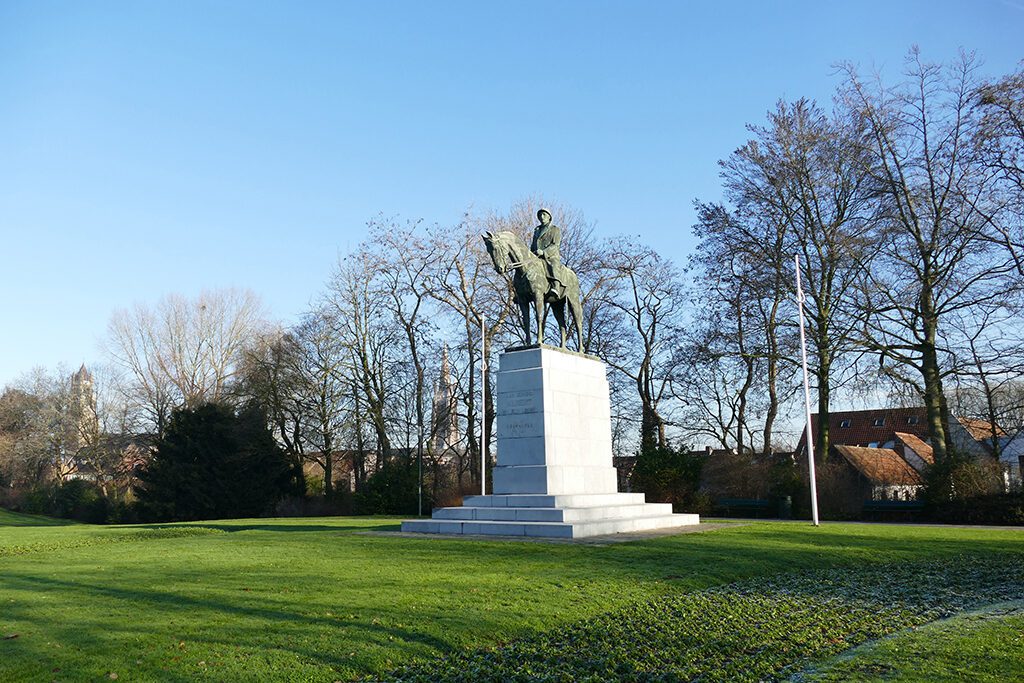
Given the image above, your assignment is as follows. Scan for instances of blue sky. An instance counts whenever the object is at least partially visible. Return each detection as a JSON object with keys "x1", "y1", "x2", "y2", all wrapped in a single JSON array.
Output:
[{"x1": 1, "y1": 0, "x2": 1021, "y2": 386}]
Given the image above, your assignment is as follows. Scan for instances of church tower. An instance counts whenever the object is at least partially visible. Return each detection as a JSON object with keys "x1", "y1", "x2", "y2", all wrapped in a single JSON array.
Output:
[
  {"x1": 431, "y1": 346, "x2": 460, "y2": 455},
  {"x1": 67, "y1": 364, "x2": 99, "y2": 452}
]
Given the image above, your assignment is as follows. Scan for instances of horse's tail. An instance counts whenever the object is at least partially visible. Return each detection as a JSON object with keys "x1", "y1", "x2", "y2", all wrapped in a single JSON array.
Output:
[{"x1": 563, "y1": 265, "x2": 580, "y2": 294}]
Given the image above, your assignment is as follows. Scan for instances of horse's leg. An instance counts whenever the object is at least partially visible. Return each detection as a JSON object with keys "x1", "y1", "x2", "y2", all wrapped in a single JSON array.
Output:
[
  {"x1": 570, "y1": 288, "x2": 585, "y2": 353},
  {"x1": 551, "y1": 300, "x2": 568, "y2": 348},
  {"x1": 519, "y1": 298, "x2": 531, "y2": 345},
  {"x1": 534, "y1": 294, "x2": 545, "y2": 346}
]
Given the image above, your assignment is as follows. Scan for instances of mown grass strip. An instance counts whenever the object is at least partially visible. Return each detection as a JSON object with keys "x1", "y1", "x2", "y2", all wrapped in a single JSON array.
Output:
[
  {"x1": 0, "y1": 508, "x2": 79, "y2": 527},
  {"x1": 373, "y1": 555, "x2": 1024, "y2": 683},
  {"x1": 0, "y1": 526, "x2": 225, "y2": 558},
  {"x1": 800, "y1": 601, "x2": 1024, "y2": 682}
]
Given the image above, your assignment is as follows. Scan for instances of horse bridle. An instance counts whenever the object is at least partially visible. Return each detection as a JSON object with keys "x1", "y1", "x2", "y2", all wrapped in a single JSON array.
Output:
[{"x1": 501, "y1": 240, "x2": 525, "y2": 272}]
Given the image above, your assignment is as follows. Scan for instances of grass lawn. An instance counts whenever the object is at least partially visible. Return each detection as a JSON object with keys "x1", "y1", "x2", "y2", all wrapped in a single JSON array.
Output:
[
  {"x1": 804, "y1": 601, "x2": 1024, "y2": 682},
  {"x1": 0, "y1": 514, "x2": 1021, "y2": 682},
  {"x1": 0, "y1": 508, "x2": 79, "y2": 527}
]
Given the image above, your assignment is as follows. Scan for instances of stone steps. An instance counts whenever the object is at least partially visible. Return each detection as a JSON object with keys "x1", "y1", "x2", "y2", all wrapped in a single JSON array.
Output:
[
  {"x1": 401, "y1": 513, "x2": 700, "y2": 539},
  {"x1": 432, "y1": 502, "x2": 674, "y2": 523},
  {"x1": 462, "y1": 493, "x2": 649, "y2": 508},
  {"x1": 400, "y1": 347, "x2": 700, "y2": 540}
]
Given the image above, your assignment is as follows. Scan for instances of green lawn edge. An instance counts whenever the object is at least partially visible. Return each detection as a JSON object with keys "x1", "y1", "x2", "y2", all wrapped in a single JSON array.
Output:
[
  {"x1": 0, "y1": 507, "x2": 81, "y2": 527},
  {"x1": 1, "y1": 518, "x2": 1022, "y2": 682},
  {"x1": 798, "y1": 600, "x2": 1024, "y2": 682}
]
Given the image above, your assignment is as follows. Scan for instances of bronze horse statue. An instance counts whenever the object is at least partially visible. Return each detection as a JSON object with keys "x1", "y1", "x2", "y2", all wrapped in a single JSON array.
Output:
[{"x1": 482, "y1": 230, "x2": 585, "y2": 352}]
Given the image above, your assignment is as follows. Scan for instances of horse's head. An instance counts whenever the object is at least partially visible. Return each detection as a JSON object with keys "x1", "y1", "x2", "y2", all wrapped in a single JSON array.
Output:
[{"x1": 481, "y1": 230, "x2": 518, "y2": 274}]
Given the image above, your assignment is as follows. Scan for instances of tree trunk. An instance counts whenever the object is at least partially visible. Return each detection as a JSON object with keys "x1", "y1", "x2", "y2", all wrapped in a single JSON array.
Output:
[
  {"x1": 762, "y1": 350, "x2": 778, "y2": 456},
  {"x1": 814, "y1": 349, "x2": 831, "y2": 463},
  {"x1": 640, "y1": 400, "x2": 658, "y2": 452},
  {"x1": 921, "y1": 344, "x2": 950, "y2": 462},
  {"x1": 323, "y1": 451, "x2": 334, "y2": 496}
]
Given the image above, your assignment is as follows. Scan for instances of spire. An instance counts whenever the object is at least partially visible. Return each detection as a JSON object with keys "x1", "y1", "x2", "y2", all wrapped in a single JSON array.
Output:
[
  {"x1": 431, "y1": 344, "x2": 460, "y2": 455},
  {"x1": 440, "y1": 345, "x2": 450, "y2": 378}
]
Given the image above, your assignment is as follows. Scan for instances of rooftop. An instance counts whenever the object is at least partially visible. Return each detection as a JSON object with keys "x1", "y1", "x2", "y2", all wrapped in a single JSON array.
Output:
[{"x1": 833, "y1": 444, "x2": 923, "y2": 486}]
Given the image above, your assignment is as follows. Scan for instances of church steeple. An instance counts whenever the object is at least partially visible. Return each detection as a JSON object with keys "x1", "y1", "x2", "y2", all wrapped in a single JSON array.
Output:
[
  {"x1": 67, "y1": 364, "x2": 99, "y2": 451},
  {"x1": 431, "y1": 345, "x2": 460, "y2": 455}
]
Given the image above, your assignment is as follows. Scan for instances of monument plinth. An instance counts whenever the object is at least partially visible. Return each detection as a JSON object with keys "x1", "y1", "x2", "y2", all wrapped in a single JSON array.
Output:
[{"x1": 402, "y1": 346, "x2": 700, "y2": 539}]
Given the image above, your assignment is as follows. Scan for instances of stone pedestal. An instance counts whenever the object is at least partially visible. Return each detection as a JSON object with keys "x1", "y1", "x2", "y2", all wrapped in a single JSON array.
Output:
[{"x1": 402, "y1": 346, "x2": 699, "y2": 538}]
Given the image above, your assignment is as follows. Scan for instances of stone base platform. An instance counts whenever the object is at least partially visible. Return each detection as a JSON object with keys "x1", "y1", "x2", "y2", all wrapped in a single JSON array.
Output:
[
  {"x1": 402, "y1": 345, "x2": 700, "y2": 540},
  {"x1": 400, "y1": 493, "x2": 700, "y2": 539}
]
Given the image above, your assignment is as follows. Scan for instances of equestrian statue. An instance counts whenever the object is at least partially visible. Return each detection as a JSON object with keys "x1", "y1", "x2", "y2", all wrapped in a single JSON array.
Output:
[{"x1": 482, "y1": 208, "x2": 585, "y2": 352}]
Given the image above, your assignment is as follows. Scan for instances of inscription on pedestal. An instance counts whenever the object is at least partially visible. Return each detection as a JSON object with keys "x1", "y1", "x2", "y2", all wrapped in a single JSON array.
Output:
[
  {"x1": 498, "y1": 390, "x2": 541, "y2": 415},
  {"x1": 500, "y1": 414, "x2": 543, "y2": 438}
]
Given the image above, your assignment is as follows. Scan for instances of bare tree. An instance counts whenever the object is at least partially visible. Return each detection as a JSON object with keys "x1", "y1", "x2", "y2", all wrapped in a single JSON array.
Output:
[
  {"x1": 0, "y1": 379, "x2": 58, "y2": 489},
  {"x1": 672, "y1": 327, "x2": 748, "y2": 451},
  {"x1": 293, "y1": 310, "x2": 352, "y2": 494},
  {"x1": 841, "y1": 51, "x2": 1023, "y2": 461},
  {"x1": 424, "y1": 218, "x2": 511, "y2": 489},
  {"x1": 977, "y1": 66, "x2": 1024, "y2": 201},
  {"x1": 715, "y1": 98, "x2": 874, "y2": 459},
  {"x1": 946, "y1": 304, "x2": 1024, "y2": 459},
  {"x1": 363, "y1": 218, "x2": 442, "y2": 510},
  {"x1": 325, "y1": 252, "x2": 404, "y2": 475},
  {"x1": 105, "y1": 288, "x2": 267, "y2": 433},
  {"x1": 598, "y1": 239, "x2": 688, "y2": 451},
  {"x1": 237, "y1": 328, "x2": 307, "y2": 465},
  {"x1": 691, "y1": 203, "x2": 799, "y2": 454},
  {"x1": 0, "y1": 367, "x2": 97, "y2": 490},
  {"x1": 975, "y1": 66, "x2": 1024, "y2": 277}
]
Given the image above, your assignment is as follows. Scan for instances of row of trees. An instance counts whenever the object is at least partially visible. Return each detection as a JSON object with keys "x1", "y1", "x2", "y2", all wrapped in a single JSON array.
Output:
[
  {"x1": 2, "y1": 51, "x2": 1022, "y2": 519},
  {"x1": 0, "y1": 201, "x2": 692, "y2": 510},
  {"x1": 687, "y1": 52, "x2": 1024, "y2": 464}
]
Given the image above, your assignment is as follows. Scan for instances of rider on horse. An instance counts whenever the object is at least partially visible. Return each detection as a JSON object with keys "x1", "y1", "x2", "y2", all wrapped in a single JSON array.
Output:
[{"x1": 531, "y1": 208, "x2": 566, "y2": 299}]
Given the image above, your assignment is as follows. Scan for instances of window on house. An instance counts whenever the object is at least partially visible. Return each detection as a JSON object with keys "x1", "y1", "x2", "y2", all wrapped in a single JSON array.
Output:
[
  {"x1": 868, "y1": 441, "x2": 880, "y2": 448},
  {"x1": 873, "y1": 417, "x2": 884, "y2": 427},
  {"x1": 840, "y1": 419, "x2": 852, "y2": 428},
  {"x1": 907, "y1": 416, "x2": 920, "y2": 425}
]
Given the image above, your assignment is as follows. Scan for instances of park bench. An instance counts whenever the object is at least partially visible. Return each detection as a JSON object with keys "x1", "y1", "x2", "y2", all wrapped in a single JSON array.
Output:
[
  {"x1": 714, "y1": 498, "x2": 773, "y2": 519},
  {"x1": 861, "y1": 499, "x2": 925, "y2": 521}
]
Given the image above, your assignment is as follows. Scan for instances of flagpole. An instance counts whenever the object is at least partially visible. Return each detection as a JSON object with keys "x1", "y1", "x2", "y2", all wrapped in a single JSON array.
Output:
[
  {"x1": 480, "y1": 314, "x2": 487, "y2": 497},
  {"x1": 795, "y1": 255, "x2": 820, "y2": 526}
]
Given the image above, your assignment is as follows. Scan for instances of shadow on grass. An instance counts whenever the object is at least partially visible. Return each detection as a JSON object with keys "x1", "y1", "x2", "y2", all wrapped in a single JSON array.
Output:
[
  {"x1": 1, "y1": 571, "x2": 453, "y2": 676},
  {"x1": 0, "y1": 508, "x2": 79, "y2": 527},
  {"x1": 131, "y1": 522, "x2": 401, "y2": 534},
  {"x1": 364, "y1": 522, "x2": 1024, "y2": 591},
  {"x1": 3, "y1": 521, "x2": 1022, "y2": 680}
]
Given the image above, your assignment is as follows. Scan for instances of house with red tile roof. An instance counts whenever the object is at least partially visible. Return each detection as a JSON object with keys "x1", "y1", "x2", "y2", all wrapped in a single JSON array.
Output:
[
  {"x1": 797, "y1": 407, "x2": 1009, "y2": 460},
  {"x1": 832, "y1": 444, "x2": 924, "y2": 501},
  {"x1": 795, "y1": 407, "x2": 930, "y2": 458},
  {"x1": 892, "y1": 431, "x2": 934, "y2": 474}
]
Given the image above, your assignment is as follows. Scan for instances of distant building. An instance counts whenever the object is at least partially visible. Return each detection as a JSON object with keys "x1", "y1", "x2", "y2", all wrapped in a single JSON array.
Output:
[
  {"x1": 798, "y1": 406, "x2": 1023, "y2": 491},
  {"x1": 949, "y1": 417, "x2": 1008, "y2": 458},
  {"x1": 832, "y1": 444, "x2": 923, "y2": 501},
  {"x1": 430, "y1": 346, "x2": 461, "y2": 459},
  {"x1": 302, "y1": 451, "x2": 359, "y2": 493},
  {"x1": 892, "y1": 431, "x2": 934, "y2": 474},
  {"x1": 66, "y1": 364, "x2": 99, "y2": 453},
  {"x1": 795, "y1": 407, "x2": 930, "y2": 457},
  {"x1": 301, "y1": 347, "x2": 465, "y2": 492},
  {"x1": 996, "y1": 433, "x2": 1024, "y2": 489}
]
